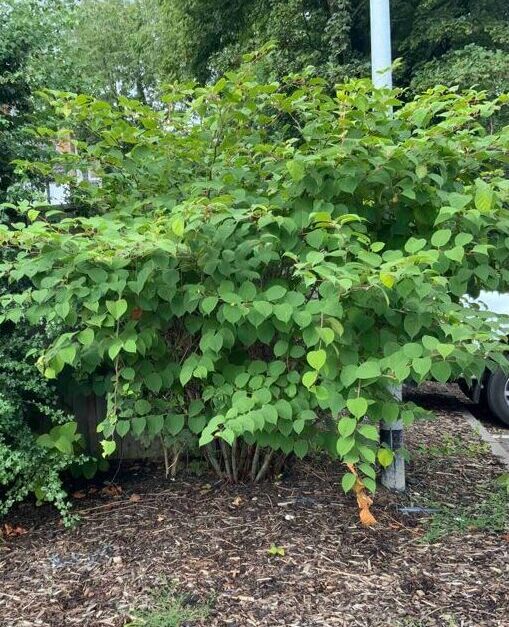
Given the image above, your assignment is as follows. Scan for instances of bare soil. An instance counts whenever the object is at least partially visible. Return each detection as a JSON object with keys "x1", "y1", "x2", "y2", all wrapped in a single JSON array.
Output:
[{"x1": 1, "y1": 384, "x2": 508, "y2": 627}]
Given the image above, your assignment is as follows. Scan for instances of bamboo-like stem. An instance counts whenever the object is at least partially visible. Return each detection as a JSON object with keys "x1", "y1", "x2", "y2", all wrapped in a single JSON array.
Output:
[
  {"x1": 238, "y1": 442, "x2": 249, "y2": 478},
  {"x1": 274, "y1": 453, "x2": 287, "y2": 477},
  {"x1": 170, "y1": 447, "x2": 180, "y2": 478},
  {"x1": 250, "y1": 444, "x2": 260, "y2": 482},
  {"x1": 219, "y1": 439, "x2": 232, "y2": 480},
  {"x1": 161, "y1": 436, "x2": 170, "y2": 478},
  {"x1": 231, "y1": 439, "x2": 239, "y2": 483},
  {"x1": 255, "y1": 450, "x2": 274, "y2": 483},
  {"x1": 205, "y1": 443, "x2": 222, "y2": 478}
]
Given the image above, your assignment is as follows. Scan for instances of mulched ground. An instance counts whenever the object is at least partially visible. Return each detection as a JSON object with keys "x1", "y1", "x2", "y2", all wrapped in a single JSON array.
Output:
[
  {"x1": 411, "y1": 381, "x2": 509, "y2": 458},
  {"x1": 1, "y1": 385, "x2": 508, "y2": 627}
]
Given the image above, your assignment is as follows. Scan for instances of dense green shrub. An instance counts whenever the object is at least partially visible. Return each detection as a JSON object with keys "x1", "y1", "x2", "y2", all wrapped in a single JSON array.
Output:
[
  {"x1": 0, "y1": 324, "x2": 81, "y2": 523},
  {"x1": 1, "y1": 58, "x2": 508, "y2": 495}
]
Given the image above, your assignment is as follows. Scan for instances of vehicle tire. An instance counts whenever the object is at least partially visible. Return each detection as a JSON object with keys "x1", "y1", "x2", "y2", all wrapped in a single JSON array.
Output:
[{"x1": 486, "y1": 369, "x2": 509, "y2": 427}]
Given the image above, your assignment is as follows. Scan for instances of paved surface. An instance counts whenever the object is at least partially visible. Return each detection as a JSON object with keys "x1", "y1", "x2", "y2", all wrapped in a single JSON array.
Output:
[{"x1": 463, "y1": 411, "x2": 509, "y2": 469}]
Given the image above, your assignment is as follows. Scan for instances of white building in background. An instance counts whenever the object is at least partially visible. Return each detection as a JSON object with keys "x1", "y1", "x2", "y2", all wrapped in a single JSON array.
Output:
[{"x1": 45, "y1": 136, "x2": 100, "y2": 206}]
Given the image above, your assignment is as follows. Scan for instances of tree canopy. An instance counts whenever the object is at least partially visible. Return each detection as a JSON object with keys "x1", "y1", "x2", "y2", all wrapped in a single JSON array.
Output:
[{"x1": 160, "y1": 0, "x2": 509, "y2": 95}]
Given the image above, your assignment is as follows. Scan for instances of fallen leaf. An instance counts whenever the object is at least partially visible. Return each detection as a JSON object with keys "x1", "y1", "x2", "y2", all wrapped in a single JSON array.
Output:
[
  {"x1": 72, "y1": 490, "x2": 87, "y2": 499},
  {"x1": 129, "y1": 494, "x2": 141, "y2": 503},
  {"x1": 232, "y1": 496, "x2": 242, "y2": 506},
  {"x1": 2, "y1": 523, "x2": 28, "y2": 538},
  {"x1": 100, "y1": 484, "x2": 122, "y2": 497}
]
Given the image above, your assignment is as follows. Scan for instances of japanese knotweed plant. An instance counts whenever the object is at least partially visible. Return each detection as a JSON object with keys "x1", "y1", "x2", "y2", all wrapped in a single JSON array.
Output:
[{"x1": 1, "y1": 57, "x2": 508, "y2": 509}]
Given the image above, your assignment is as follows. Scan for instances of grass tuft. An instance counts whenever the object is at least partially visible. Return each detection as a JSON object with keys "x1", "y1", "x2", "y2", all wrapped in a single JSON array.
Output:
[{"x1": 126, "y1": 585, "x2": 210, "y2": 627}]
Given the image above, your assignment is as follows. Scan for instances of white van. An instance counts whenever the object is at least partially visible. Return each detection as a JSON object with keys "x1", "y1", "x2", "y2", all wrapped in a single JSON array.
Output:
[{"x1": 460, "y1": 291, "x2": 509, "y2": 426}]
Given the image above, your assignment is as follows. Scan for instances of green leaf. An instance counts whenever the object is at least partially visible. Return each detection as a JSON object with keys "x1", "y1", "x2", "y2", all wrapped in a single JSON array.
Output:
[
  {"x1": 166, "y1": 413, "x2": 185, "y2": 436},
  {"x1": 223, "y1": 304, "x2": 243, "y2": 324},
  {"x1": 171, "y1": 215, "x2": 185, "y2": 236},
  {"x1": 363, "y1": 477, "x2": 376, "y2": 493},
  {"x1": 121, "y1": 367, "x2": 135, "y2": 380},
  {"x1": 265, "y1": 285, "x2": 287, "y2": 301},
  {"x1": 377, "y1": 448, "x2": 394, "y2": 468},
  {"x1": 341, "y1": 472, "x2": 357, "y2": 493},
  {"x1": 274, "y1": 303, "x2": 293, "y2": 323},
  {"x1": 275, "y1": 399, "x2": 292, "y2": 420},
  {"x1": 294, "y1": 311, "x2": 313, "y2": 328},
  {"x1": 116, "y1": 420, "x2": 131, "y2": 437},
  {"x1": 437, "y1": 343, "x2": 454, "y2": 359},
  {"x1": 293, "y1": 418, "x2": 305, "y2": 434},
  {"x1": 338, "y1": 416, "x2": 357, "y2": 437},
  {"x1": 101, "y1": 440, "x2": 116, "y2": 457},
  {"x1": 106, "y1": 299, "x2": 128, "y2": 320},
  {"x1": 340, "y1": 364, "x2": 358, "y2": 387},
  {"x1": 404, "y1": 314, "x2": 421, "y2": 339},
  {"x1": 274, "y1": 340, "x2": 288, "y2": 357},
  {"x1": 145, "y1": 372, "x2": 162, "y2": 393},
  {"x1": 263, "y1": 405, "x2": 279, "y2": 425},
  {"x1": 287, "y1": 160, "x2": 305, "y2": 181},
  {"x1": 302, "y1": 371, "x2": 318, "y2": 388},
  {"x1": 294, "y1": 439, "x2": 308, "y2": 458},
  {"x1": 147, "y1": 415, "x2": 164, "y2": 436},
  {"x1": 358, "y1": 425, "x2": 379, "y2": 441},
  {"x1": 78, "y1": 328, "x2": 94, "y2": 347},
  {"x1": 405, "y1": 238, "x2": 426, "y2": 254},
  {"x1": 108, "y1": 339, "x2": 123, "y2": 360},
  {"x1": 444, "y1": 246, "x2": 464, "y2": 263},
  {"x1": 131, "y1": 417, "x2": 146, "y2": 437},
  {"x1": 336, "y1": 436, "x2": 355, "y2": 457},
  {"x1": 380, "y1": 272, "x2": 395, "y2": 288},
  {"x1": 134, "y1": 399, "x2": 152, "y2": 415},
  {"x1": 189, "y1": 415, "x2": 206, "y2": 434},
  {"x1": 412, "y1": 356, "x2": 432, "y2": 378},
  {"x1": 239, "y1": 281, "x2": 257, "y2": 301},
  {"x1": 55, "y1": 301, "x2": 70, "y2": 319},
  {"x1": 253, "y1": 301, "x2": 272, "y2": 318},
  {"x1": 431, "y1": 229, "x2": 452, "y2": 248},
  {"x1": 58, "y1": 345, "x2": 76, "y2": 365},
  {"x1": 317, "y1": 327, "x2": 334, "y2": 346},
  {"x1": 358, "y1": 445, "x2": 376, "y2": 464},
  {"x1": 180, "y1": 357, "x2": 196, "y2": 386},
  {"x1": 124, "y1": 338, "x2": 137, "y2": 353},
  {"x1": 431, "y1": 361, "x2": 452, "y2": 383},
  {"x1": 474, "y1": 180, "x2": 493, "y2": 212},
  {"x1": 220, "y1": 428, "x2": 235, "y2": 446},
  {"x1": 359, "y1": 462, "x2": 376, "y2": 479},
  {"x1": 201, "y1": 296, "x2": 218, "y2": 314},
  {"x1": 346, "y1": 397, "x2": 368, "y2": 419},
  {"x1": 356, "y1": 361, "x2": 381, "y2": 379},
  {"x1": 307, "y1": 349, "x2": 326, "y2": 371}
]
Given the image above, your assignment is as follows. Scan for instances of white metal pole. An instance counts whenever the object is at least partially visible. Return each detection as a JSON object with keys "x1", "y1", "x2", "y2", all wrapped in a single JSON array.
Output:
[
  {"x1": 370, "y1": 0, "x2": 405, "y2": 491},
  {"x1": 370, "y1": 0, "x2": 393, "y2": 89}
]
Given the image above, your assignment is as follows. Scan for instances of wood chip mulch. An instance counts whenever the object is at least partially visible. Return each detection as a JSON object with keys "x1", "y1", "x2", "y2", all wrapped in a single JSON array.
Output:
[{"x1": 1, "y1": 385, "x2": 508, "y2": 627}]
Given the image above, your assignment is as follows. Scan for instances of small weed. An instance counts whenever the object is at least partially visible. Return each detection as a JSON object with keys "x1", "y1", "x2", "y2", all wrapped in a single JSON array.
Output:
[
  {"x1": 417, "y1": 434, "x2": 490, "y2": 459},
  {"x1": 423, "y1": 488, "x2": 508, "y2": 542},
  {"x1": 126, "y1": 585, "x2": 210, "y2": 627},
  {"x1": 267, "y1": 543, "x2": 285, "y2": 557},
  {"x1": 496, "y1": 472, "x2": 509, "y2": 495},
  {"x1": 397, "y1": 617, "x2": 459, "y2": 627}
]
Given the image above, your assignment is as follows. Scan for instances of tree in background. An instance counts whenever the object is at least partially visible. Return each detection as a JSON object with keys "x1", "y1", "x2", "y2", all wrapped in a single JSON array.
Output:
[
  {"x1": 65, "y1": 0, "x2": 165, "y2": 104},
  {"x1": 0, "y1": 0, "x2": 75, "y2": 201},
  {"x1": 160, "y1": 0, "x2": 509, "y2": 98}
]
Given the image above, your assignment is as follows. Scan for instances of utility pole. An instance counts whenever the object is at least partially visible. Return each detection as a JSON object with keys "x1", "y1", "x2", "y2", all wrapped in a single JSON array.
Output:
[
  {"x1": 370, "y1": 0, "x2": 405, "y2": 491},
  {"x1": 369, "y1": 0, "x2": 393, "y2": 89}
]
